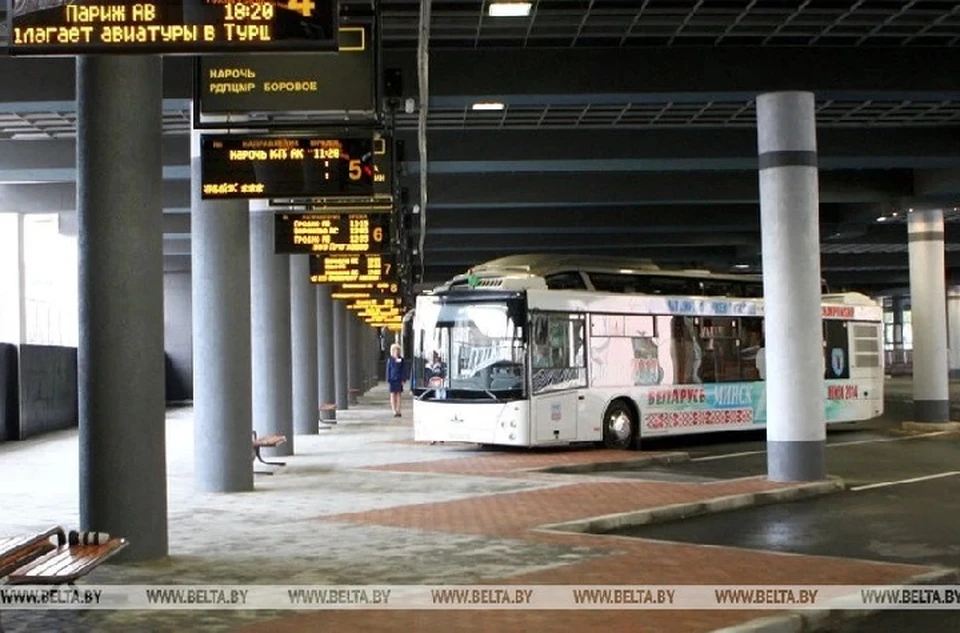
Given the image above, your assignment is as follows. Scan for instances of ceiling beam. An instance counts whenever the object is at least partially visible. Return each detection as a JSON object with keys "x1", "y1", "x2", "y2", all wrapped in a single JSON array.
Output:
[
  {"x1": 383, "y1": 48, "x2": 960, "y2": 103},
  {"x1": 0, "y1": 47, "x2": 957, "y2": 107},
  {"x1": 398, "y1": 127, "x2": 960, "y2": 172},
  {"x1": 406, "y1": 170, "x2": 913, "y2": 207}
]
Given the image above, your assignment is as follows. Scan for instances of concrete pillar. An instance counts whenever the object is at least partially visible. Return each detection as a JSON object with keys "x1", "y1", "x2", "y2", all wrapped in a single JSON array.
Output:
[
  {"x1": 317, "y1": 285, "x2": 337, "y2": 423},
  {"x1": 908, "y1": 209, "x2": 949, "y2": 420},
  {"x1": 250, "y1": 203, "x2": 294, "y2": 454},
  {"x1": 756, "y1": 91, "x2": 826, "y2": 482},
  {"x1": 190, "y1": 127, "x2": 253, "y2": 493},
  {"x1": 347, "y1": 311, "x2": 361, "y2": 404},
  {"x1": 892, "y1": 295, "x2": 905, "y2": 359},
  {"x1": 291, "y1": 255, "x2": 318, "y2": 435},
  {"x1": 948, "y1": 287, "x2": 960, "y2": 379},
  {"x1": 334, "y1": 300, "x2": 349, "y2": 409},
  {"x1": 77, "y1": 56, "x2": 167, "y2": 560},
  {"x1": 16, "y1": 213, "x2": 25, "y2": 344},
  {"x1": 366, "y1": 327, "x2": 376, "y2": 390}
]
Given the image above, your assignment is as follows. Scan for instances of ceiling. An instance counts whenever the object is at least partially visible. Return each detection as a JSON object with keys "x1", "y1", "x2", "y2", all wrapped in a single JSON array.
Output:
[{"x1": 1, "y1": 0, "x2": 960, "y2": 295}]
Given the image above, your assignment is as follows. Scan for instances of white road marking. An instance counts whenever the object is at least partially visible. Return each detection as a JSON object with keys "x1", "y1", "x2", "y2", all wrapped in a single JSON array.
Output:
[
  {"x1": 850, "y1": 471, "x2": 960, "y2": 492},
  {"x1": 689, "y1": 431, "x2": 950, "y2": 462},
  {"x1": 691, "y1": 450, "x2": 764, "y2": 462},
  {"x1": 829, "y1": 431, "x2": 952, "y2": 447}
]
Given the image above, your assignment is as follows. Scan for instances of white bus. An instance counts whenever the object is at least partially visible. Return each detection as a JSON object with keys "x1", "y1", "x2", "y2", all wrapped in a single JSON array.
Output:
[{"x1": 410, "y1": 255, "x2": 884, "y2": 449}]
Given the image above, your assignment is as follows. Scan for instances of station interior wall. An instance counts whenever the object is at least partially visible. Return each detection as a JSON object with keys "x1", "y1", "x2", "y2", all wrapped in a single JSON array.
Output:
[{"x1": 0, "y1": 271, "x2": 195, "y2": 442}]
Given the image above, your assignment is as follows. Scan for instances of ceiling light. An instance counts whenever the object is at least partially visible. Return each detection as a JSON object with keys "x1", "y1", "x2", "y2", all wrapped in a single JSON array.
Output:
[
  {"x1": 471, "y1": 102, "x2": 505, "y2": 111},
  {"x1": 876, "y1": 216, "x2": 887, "y2": 222},
  {"x1": 488, "y1": 2, "x2": 532, "y2": 17},
  {"x1": 733, "y1": 264, "x2": 750, "y2": 270},
  {"x1": 619, "y1": 269, "x2": 635, "y2": 274}
]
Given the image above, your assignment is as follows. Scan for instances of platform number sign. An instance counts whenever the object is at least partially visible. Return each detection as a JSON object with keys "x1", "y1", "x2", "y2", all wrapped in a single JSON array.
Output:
[{"x1": 287, "y1": 1, "x2": 317, "y2": 16}]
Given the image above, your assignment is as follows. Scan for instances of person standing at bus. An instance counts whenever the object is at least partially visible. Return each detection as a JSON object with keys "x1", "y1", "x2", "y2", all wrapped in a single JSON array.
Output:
[
  {"x1": 386, "y1": 343, "x2": 406, "y2": 417},
  {"x1": 425, "y1": 350, "x2": 446, "y2": 387}
]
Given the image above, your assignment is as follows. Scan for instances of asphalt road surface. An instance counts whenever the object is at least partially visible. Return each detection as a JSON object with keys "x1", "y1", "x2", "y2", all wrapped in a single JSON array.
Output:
[{"x1": 604, "y1": 405, "x2": 960, "y2": 632}]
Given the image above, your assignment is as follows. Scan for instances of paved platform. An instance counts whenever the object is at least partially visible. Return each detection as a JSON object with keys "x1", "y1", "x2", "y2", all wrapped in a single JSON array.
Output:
[{"x1": 0, "y1": 383, "x2": 952, "y2": 632}]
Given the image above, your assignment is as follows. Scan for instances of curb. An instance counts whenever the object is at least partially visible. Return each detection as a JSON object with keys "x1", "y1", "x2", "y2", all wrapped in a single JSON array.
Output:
[
  {"x1": 525, "y1": 451, "x2": 691, "y2": 475},
  {"x1": 537, "y1": 477, "x2": 844, "y2": 534},
  {"x1": 902, "y1": 421, "x2": 960, "y2": 432},
  {"x1": 711, "y1": 567, "x2": 960, "y2": 633}
]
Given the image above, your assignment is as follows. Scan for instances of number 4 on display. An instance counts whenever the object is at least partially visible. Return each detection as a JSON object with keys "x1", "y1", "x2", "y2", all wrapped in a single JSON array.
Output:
[{"x1": 282, "y1": 0, "x2": 316, "y2": 18}]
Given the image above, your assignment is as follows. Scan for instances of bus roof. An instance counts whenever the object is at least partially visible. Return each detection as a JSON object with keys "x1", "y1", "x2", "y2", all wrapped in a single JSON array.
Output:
[{"x1": 436, "y1": 253, "x2": 764, "y2": 290}]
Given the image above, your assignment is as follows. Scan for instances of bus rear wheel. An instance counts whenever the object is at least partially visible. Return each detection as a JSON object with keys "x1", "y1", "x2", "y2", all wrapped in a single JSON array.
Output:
[{"x1": 602, "y1": 400, "x2": 637, "y2": 450}]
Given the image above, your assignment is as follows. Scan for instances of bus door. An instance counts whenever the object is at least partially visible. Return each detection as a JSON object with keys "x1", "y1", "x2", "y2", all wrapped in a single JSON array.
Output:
[{"x1": 530, "y1": 312, "x2": 587, "y2": 441}]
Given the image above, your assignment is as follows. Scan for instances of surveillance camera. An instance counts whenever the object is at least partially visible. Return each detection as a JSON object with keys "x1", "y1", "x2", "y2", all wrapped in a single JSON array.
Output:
[{"x1": 404, "y1": 98, "x2": 416, "y2": 114}]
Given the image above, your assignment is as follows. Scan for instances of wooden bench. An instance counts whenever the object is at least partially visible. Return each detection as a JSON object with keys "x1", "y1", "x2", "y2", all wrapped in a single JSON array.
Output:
[
  {"x1": 0, "y1": 527, "x2": 127, "y2": 631},
  {"x1": 319, "y1": 404, "x2": 337, "y2": 427},
  {"x1": 6, "y1": 534, "x2": 127, "y2": 585},
  {"x1": 0, "y1": 528, "x2": 58, "y2": 579},
  {"x1": 252, "y1": 430, "x2": 287, "y2": 474}
]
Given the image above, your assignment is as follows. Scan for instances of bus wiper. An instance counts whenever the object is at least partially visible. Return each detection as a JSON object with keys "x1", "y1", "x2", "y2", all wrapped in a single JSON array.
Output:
[
  {"x1": 415, "y1": 388, "x2": 436, "y2": 401},
  {"x1": 481, "y1": 389, "x2": 499, "y2": 401}
]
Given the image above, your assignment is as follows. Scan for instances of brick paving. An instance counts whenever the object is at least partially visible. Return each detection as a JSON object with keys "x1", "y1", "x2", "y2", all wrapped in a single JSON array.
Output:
[
  {"x1": 325, "y1": 478, "x2": 793, "y2": 538},
  {"x1": 1, "y1": 386, "x2": 944, "y2": 633},
  {"x1": 237, "y1": 441, "x2": 939, "y2": 633}
]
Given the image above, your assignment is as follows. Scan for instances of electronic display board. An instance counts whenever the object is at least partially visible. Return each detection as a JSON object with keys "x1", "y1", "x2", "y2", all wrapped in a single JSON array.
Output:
[
  {"x1": 272, "y1": 134, "x2": 393, "y2": 211},
  {"x1": 347, "y1": 297, "x2": 401, "y2": 320},
  {"x1": 196, "y1": 25, "x2": 374, "y2": 121},
  {"x1": 309, "y1": 253, "x2": 394, "y2": 284},
  {"x1": 330, "y1": 282, "x2": 398, "y2": 299},
  {"x1": 201, "y1": 135, "x2": 374, "y2": 200},
  {"x1": 274, "y1": 213, "x2": 388, "y2": 255},
  {"x1": 8, "y1": 0, "x2": 338, "y2": 56}
]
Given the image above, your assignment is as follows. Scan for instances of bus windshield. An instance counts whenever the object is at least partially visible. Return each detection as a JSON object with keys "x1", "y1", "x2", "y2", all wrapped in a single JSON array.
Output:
[{"x1": 413, "y1": 296, "x2": 526, "y2": 400}]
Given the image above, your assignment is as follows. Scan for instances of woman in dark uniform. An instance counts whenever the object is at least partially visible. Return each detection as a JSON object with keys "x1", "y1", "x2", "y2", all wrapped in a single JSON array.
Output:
[{"x1": 386, "y1": 343, "x2": 406, "y2": 417}]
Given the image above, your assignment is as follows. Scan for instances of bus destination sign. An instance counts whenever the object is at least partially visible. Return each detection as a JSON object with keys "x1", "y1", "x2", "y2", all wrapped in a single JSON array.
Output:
[
  {"x1": 274, "y1": 213, "x2": 388, "y2": 255},
  {"x1": 201, "y1": 135, "x2": 374, "y2": 200},
  {"x1": 8, "y1": 0, "x2": 339, "y2": 56}
]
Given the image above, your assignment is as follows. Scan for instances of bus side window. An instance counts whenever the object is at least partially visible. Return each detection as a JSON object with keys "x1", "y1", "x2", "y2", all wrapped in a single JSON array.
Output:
[
  {"x1": 698, "y1": 317, "x2": 741, "y2": 382},
  {"x1": 670, "y1": 316, "x2": 703, "y2": 384},
  {"x1": 738, "y1": 318, "x2": 764, "y2": 381}
]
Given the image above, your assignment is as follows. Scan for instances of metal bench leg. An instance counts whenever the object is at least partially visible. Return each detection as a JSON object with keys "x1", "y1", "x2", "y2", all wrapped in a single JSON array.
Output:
[{"x1": 254, "y1": 447, "x2": 286, "y2": 467}]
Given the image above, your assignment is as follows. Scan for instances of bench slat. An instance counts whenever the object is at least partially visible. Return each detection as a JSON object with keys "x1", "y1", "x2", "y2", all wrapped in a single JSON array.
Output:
[
  {"x1": 0, "y1": 527, "x2": 62, "y2": 558},
  {"x1": 31, "y1": 552, "x2": 92, "y2": 578},
  {"x1": 253, "y1": 436, "x2": 286, "y2": 447},
  {"x1": 0, "y1": 528, "x2": 63, "y2": 580}
]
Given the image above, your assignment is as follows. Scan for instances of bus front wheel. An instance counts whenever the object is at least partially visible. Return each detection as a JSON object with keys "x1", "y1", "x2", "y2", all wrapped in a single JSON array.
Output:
[{"x1": 602, "y1": 400, "x2": 637, "y2": 450}]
